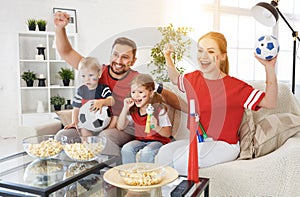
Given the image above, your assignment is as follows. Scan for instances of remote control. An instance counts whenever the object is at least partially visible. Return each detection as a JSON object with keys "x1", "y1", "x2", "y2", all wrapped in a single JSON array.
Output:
[{"x1": 170, "y1": 180, "x2": 195, "y2": 197}]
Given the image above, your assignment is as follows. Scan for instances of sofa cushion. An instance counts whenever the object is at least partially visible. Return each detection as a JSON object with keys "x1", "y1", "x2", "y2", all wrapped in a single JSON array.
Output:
[
  {"x1": 237, "y1": 109, "x2": 255, "y2": 160},
  {"x1": 55, "y1": 110, "x2": 72, "y2": 126},
  {"x1": 253, "y1": 113, "x2": 300, "y2": 157}
]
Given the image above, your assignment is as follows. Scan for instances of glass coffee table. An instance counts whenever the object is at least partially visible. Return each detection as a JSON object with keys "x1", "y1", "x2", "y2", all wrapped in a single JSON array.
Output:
[
  {"x1": 0, "y1": 152, "x2": 209, "y2": 196},
  {"x1": 0, "y1": 151, "x2": 118, "y2": 197}
]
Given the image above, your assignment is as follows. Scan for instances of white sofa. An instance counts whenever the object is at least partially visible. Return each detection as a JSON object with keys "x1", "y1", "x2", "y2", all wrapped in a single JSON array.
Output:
[{"x1": 17, "y1": 81, "x2": 300, "y2": 196}]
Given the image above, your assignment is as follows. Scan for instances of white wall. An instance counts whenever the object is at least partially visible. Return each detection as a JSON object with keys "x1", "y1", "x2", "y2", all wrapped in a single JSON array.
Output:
[{"x1": 0, "y1": 0, "x2": 167, "y2": 137}]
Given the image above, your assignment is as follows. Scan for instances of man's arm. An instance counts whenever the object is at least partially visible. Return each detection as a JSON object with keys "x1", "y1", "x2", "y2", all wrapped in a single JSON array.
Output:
[{"x1": 54, "y1": 12, "x2": 83, "y2": 69}]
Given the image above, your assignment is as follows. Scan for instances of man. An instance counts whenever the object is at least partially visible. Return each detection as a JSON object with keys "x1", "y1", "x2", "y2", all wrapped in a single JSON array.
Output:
[{"x1": 54, "y1": 12, "x2": 187, "y2": 156}]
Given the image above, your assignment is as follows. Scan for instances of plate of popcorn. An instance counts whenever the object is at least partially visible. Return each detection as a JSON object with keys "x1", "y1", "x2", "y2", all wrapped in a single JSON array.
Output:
[
  {"x1": 103, "y1": 163, "x2": 178, "y2": 191},
  {"x1": 22, "y1": 135, "x2": 65, "y2": 159},
  {"x1": 63, "y1": 136, "x2": 106, "y2": 162}
]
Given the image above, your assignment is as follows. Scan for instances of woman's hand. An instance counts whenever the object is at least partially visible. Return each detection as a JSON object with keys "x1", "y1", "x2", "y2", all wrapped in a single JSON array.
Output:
[
  {"x1": 255, "y1": 54, "x2": 278, "y2": 68},
  {"x1": 163, "y1": 43, "x2": 175, "y2": 58}
]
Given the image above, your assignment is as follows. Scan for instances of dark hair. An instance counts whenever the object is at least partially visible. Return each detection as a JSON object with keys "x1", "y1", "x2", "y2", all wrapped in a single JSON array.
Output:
[
  {"x1": 129, "y1": 74, "x2": 167, "y2": 117},
  {"x1": 112, "y1": 37, "x2": 137, "y2": 59}
]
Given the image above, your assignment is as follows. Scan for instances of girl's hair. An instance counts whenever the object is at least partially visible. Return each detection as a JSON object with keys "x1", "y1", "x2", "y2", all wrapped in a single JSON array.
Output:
[
  {"x1": 79, "y1": 57, "x2": 102, "y2": 76},
  {"x1": 198, "y1": 32, "x2": 229, "y2": 74},
  {"x1": 129, "y1": 74, "x2": 167, "y2": 116}
]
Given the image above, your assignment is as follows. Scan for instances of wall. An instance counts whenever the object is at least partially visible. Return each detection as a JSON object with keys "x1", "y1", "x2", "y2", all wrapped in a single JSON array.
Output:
[{"x1": 0, "y1": 0, "x2": 167, "y2": 137}]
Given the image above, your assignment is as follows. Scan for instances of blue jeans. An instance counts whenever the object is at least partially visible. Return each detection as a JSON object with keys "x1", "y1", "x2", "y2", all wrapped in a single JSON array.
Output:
[{"x1": 121, "y1": 140, "x2": 163, "y2": 164}]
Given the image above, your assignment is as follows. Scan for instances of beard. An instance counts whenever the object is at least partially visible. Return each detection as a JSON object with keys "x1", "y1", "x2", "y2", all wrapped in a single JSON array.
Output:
[{"x1": 110, "y1": 62, "x2": 130, "y2": 75}]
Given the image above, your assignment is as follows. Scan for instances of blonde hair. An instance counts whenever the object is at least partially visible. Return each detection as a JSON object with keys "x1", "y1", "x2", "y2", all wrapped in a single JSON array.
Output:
[
  {"x1": 198, "y1": 32, "x2": 229, "y2": 74},
  {"x1": 129, "y1": 74, "x2": 167, "y2": 116},
  {"x1": 79, "y1": 57, "x2": 102, "y2": 76}
]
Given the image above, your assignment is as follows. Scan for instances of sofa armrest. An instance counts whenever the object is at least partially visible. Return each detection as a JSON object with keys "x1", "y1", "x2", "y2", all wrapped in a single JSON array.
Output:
[{"x1": 17, "y1": 120, "x2": 62, "y2": 140}]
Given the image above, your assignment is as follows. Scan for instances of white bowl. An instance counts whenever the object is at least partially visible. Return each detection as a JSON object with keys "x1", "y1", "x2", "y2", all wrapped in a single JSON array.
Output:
[{"x1": 117, "y1": 163, "x2": 166, "y2": 186}]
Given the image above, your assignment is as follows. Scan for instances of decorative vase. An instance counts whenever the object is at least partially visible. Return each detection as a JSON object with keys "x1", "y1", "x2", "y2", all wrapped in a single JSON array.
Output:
[
  {"x1": 63, "y1": 79, "x2": 70, "y2": 86},
  {"x1": 37, "y1": 101, "x2": 44, "y2": 113},
  {"x1": 36, "y1": 47, "x2": 46, "y2": 60},
  {"x1": 65, "y1": 100, "x2": 73, "y2": 109},
  {"x1": 38, "y1": 78, "x2": 46, "y2": 87},
  {"x1": 26, "y1": 80, "x2": 34, "y2": 87},
  {"x1": 54, "y1": 105, "x2": 61, "y2": 111}
]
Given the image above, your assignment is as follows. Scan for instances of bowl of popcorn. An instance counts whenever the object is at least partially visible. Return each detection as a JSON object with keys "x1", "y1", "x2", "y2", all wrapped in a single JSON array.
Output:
[
  {"x1": 117, "y1": 163, "x2": 166, "y2": 186},
  {"x1": 63, "y1": 136, "x2": 106, "y2": 162},
  {"x1": 22, "y1": 135, "x2": 65, "y2": 159}
]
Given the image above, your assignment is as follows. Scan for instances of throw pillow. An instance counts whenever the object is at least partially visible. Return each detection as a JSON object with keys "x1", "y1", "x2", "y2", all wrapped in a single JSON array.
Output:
[
  {"x1": 55, "y1": 110, "x2": 73, "y2": 127},
  {"x1": 237, "y1": 109, "x2": 255, "y2": 160},
  {"x1": 253, "y1": 113, "x2": 300, "y2": 158}
]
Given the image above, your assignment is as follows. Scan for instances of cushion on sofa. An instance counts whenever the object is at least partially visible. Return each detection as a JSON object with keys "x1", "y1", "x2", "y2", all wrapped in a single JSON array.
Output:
[
  {"x1": 237, "y1": 109, "x2": 255, "y2": 160},
  {"x1": 253, "y1": 112, "x2": 300, "y2": 157},
  {"x1": 55, "y1": 110, "x2": 72, "y2": 126}
]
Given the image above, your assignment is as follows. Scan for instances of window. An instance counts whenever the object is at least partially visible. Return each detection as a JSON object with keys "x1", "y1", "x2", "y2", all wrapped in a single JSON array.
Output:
[{"x1": 165, "y1": 0, "x2": 300, "y2": 88}]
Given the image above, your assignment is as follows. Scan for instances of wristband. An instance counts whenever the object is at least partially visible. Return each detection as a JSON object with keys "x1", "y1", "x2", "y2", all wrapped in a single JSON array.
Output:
[{"x1": 156, "y1": 83, "x2": 163, "y2": 94}]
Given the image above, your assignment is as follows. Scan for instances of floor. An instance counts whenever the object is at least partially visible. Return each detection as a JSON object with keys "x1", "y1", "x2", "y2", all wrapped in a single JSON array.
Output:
[{"x1": 0, "y1": 137, "x2": 23, "y2": 159}]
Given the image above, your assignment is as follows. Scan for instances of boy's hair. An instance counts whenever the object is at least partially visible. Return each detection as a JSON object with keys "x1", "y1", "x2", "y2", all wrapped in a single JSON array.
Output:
[
  {"x1": 129, "y1": 74, "x2": 167, "y2": 117},
  {"x1": 79, "y1": 57, "x2": 102, "y2": 76},
  {"x1": 112, "y1": 37, "x2": 137, "y2": 59}
]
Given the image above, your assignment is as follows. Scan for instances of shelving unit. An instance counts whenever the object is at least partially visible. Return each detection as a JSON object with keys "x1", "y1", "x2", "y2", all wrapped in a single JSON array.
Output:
[{"x1": 18, "y1": 31, "x2": 78, "y2": 126}]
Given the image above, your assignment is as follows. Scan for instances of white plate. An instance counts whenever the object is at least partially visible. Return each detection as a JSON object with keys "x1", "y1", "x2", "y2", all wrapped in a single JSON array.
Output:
[{"x1": 103, "y1": 164, "x2": 178, "y2": 191}]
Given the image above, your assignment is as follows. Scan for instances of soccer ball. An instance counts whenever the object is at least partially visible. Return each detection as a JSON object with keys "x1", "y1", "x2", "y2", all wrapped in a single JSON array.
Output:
[
  {"x1": 255, "y1": 35, "x2": 280, "y2": 60},
  {"x1": 78, "y1": 100, "x2": 112, "y2": 132}
]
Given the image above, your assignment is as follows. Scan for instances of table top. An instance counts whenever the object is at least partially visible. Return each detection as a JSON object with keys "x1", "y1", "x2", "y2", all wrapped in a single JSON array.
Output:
[{"x1": 0, "y1": 151, "x2": 117, "y2": 196}]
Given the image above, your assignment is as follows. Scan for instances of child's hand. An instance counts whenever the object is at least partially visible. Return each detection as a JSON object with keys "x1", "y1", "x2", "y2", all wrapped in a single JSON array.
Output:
[
  {"x1": 150, "y1": 116, "x2": 158, "y2": 129},
  {"x1": 163, "y1": 43, "x2": 175, "y2": 57},
  {"x1": 91, "y1": 100, "x2": 103, "y2": 113},
  {"x1": 64, "y1": 122, "x2": 78, "y2": 131},
  {"x1": 53, "y1": 12, "x2": 70, "y2": 29},
  {"x1": 123, "y1": 98, "x2": 134, "y2": 110}
]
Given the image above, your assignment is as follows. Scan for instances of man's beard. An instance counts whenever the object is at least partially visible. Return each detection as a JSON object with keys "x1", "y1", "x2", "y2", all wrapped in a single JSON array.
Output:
[{"x1": 111, "y1": 62, "x2": 130, "y2": 75}]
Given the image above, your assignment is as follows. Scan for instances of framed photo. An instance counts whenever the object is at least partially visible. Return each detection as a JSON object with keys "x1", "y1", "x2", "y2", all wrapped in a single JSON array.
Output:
[{"x1": 53, "y1": 8, "x2": 77, "y2": 33}]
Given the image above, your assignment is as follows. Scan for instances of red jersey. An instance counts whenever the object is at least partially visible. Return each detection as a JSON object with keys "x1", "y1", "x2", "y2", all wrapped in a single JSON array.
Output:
[
  {"x1": 99, "y1": 65, "x2": 139, "y2": 115},
  {"x1": 130, "y1": 110, "x2": 171, "y2": 145},
  {"x1": 178, "y1": 71, "x2": 265, "y2": 144}
]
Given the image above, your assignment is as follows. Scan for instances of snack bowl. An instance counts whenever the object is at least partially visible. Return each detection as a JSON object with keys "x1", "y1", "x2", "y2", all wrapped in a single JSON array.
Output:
[
  {"x1": 22, "y1": 135, "x2": 65, "y2": 159},
  {"x1": 117, "y1": 163, "x2": 166, "y2": 186},
  {"x1": 63, "y1": 136, "x2": 106, "y2": 162}
]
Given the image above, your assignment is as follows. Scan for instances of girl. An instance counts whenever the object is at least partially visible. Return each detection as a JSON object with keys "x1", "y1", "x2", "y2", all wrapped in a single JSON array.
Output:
[
  {"x1": 117, "y1": 74, "x2": 172, "y2": 163},
  {"x1": 157, "y1": 31, "x2": 278, "y2": 175}
]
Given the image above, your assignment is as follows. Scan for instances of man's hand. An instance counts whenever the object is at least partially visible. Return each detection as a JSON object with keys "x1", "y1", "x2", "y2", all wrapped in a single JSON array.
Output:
[{"x1": 54, "y1": 12, "x2": 70, "y2": 29}]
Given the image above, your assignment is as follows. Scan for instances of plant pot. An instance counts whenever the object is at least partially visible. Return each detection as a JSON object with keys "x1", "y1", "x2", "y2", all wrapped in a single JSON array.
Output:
[
  {"x1": 65, "y1": 100, "x2": 73, "y2": 109},
  {"x1": 54, "y1": 105, "x2": 62, "y2": 111},
  {"x1": 63, "y1": 79, "x2": 70, "y2": 86},
  {"x1": 38, "y1": 26, "x2": 46, "y2": 31},
  {"x1": 26, "y1": 80, "x2": 34, "y2": 87},
  {"x1": 28, "y1": 25, "x2": 36, "y2": 31}
]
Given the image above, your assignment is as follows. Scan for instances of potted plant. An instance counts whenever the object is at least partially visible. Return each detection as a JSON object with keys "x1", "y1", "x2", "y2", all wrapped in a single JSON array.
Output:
[
  {"x1": 21, "y1": 70, "x2": 37, "y2": 87},
  {"x1": 26, "y1": 19, "x2": 36, "y2": 31},
  {"x1": 148, "y1": 23, "x2": 193, "y2": 82},
  {"x1": 50, "y1": 94, "x2": 65, "y2": 111},
  {"x1": 58, "y1": 68, "x2": 74, "y2": 86},
  {"x1": 37, "y1": 19, "x2": 47, "y2": 31}
]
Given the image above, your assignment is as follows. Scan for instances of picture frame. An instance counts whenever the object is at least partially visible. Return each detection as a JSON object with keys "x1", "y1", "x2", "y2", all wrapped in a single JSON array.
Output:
[{"x1": 53, "y1": 8, "x2": 77, "y2": 33}]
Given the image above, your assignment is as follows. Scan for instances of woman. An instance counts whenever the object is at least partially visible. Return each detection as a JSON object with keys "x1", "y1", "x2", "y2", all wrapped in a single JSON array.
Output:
[{"x1": 156, "y1": 31, "x2": 278, "y2": 175}]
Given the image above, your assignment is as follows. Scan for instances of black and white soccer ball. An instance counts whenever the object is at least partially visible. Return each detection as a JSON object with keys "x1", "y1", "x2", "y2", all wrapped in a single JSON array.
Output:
[
  {"x1": 255, "y1": 35, "x2": 279, "y2": 60},
  {"x1": 78, "y1": 100, "x2": 112, "y2": 132}
]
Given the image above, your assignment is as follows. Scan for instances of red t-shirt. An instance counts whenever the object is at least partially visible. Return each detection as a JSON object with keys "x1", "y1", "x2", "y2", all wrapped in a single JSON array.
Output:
[
  {"x1": 99, "y1": 65, "x2": 139, "y2": 115},
  {"x1": 178, "y1": 71, "x2": 265, "y2": 144},
  {"x1": 130, "y1": 109, "x2": 171, "y2": 145}
]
